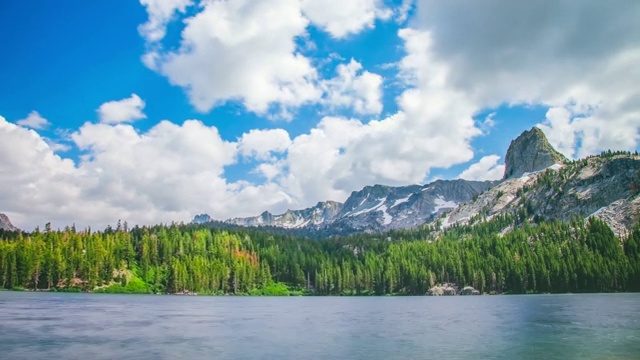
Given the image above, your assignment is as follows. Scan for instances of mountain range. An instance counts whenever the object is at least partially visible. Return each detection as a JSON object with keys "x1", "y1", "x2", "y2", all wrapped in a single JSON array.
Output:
[
  {"x1": 3, "y1": 127, "x2": 637, "y2": 236},
  {"x1": 194, "y1": 127, "x2": 640, "y2": 236}
]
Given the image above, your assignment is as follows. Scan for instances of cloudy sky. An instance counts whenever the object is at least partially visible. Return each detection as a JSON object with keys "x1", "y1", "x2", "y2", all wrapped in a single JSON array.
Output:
[{"x1": 1, "y1": 1, "x2": 639, "y2": 230}]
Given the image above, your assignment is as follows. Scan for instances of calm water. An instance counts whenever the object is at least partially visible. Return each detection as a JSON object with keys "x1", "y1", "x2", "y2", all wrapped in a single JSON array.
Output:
[{"x1": 0, "y1": 292, "x2": 639, "y2": 360}]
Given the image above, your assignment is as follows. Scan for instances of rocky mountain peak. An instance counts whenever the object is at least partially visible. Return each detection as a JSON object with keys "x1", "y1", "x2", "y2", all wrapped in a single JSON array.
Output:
[
  {"x1": 0, "y1": 213, "x2": 18, "y2": 231},
  {"x1": 192, "y1": 214, "x2": 213, "y2": 224},
  {"x1": 503, "y1": 127, "x2": 567, "y2": 179}
]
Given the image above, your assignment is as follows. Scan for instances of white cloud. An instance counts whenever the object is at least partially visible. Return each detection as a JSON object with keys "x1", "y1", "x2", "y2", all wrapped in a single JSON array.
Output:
[
  {"x1": 257, "y1": 27, "x2": 487, "y2": 208},
  {"x1": 4, "y1": 102, "x2": 478, "y2": 229},
  {"x1": 322, "y1": 59, "x2": 383, "y2": 115},
  {"x1": 149, "y1": 0, "x2": 321, "y2": 115},
  {"x1": 394, "y1": 0, "x2": 414, "y2": 24},
  {"x1": 537, "y1": 107, "x2": 576, "y2": 158},
  {"x1": 0, "y1": 115, "x2": 298, "y2": 230},
  {"x1": 138, "y1": 0, "x2": 193, "y2": 43},
  {"x1": 16, "y1": 111, "x2": 50, "y2": 129},
  {"x1": 0, "y1": 116, "x2": 83, "y2": 229},
  {"x1": 413, "y1": 0, "x2": 640, "y2": 157},
  {"x1": 254, "y1": 161, "x2": 286, "y2": 181},
  {"x1": 458, "y1": 155, "x2": 505, "y2": 181},
  {"x1": 139, "y1": 0, "x2": 394, "y2": 116},
  {"x1": 478, "y1": 112, "x2": 496, "y2": 135},
  {"x1": 238, "y1": 128, "x2": 291, "y2": 160},
  {"x1": 97, "y1": 94, "x2": 147, "y2": 124},
  {"x1": 301, "y1": 0, "x2": 391, "y2": 38},
  {"x1": 7, "y1": 0, "x2": 640, "y2": 230},
  {"x1": 43, "y1": 138, "x2": 71, "y2": 153}
]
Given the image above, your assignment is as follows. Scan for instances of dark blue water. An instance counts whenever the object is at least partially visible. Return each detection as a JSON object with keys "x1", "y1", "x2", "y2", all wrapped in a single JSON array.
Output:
[{"x1": 0, "y1": 292, "x2": 639, "y2": 360}]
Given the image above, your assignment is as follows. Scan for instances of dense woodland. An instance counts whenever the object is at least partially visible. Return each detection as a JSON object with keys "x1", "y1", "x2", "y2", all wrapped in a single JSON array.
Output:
[{"x1": 1, "y1": 215, "x2": 639, "y2": 295}]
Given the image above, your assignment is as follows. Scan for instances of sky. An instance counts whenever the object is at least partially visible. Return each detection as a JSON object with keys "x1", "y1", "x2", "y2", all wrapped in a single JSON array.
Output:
[{"x1": 1, "y1": 0, "x2": 640, "y2": 230}]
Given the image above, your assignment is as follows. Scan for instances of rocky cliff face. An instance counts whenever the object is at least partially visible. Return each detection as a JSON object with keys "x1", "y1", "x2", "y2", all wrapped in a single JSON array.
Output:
[
  {"x1": 439, "y1": 127, "x2": 640, "y2": 234},
  {"x1": 503, "y1": 127, "x2": 567, "y2": 179},
  {"x1": 329, "y1": 180, "x2": 495, "y2": 233},
  {"x1": 440, "y1": 153, "x2": 640, "y2": 234},
  {"x1": 0, "y1": 213, "x2": 18, "y2": 232}
]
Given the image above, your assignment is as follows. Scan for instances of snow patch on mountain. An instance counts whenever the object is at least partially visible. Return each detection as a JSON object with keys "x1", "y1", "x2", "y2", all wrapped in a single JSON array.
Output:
[
  {"x1": 391, "y1": 195, "x2": 412, "y2": 208},
  {"x1": 378, "y1": 205, "x2": 392, "y2": 225},
  {"x1": 216, "y1": 180, "x2": 495, "y2": 235},
  {"x1": 433, "y1": 196, "x2": 458, "y2": 213},
  {"x1": 347, "y1": 197, "x2": 387, "y2": 217}
]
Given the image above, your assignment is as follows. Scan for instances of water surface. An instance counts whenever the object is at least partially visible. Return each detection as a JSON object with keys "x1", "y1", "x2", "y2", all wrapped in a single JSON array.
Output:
[{"x1": 0, "y1": 292, "x2": 638, "y2": 359}]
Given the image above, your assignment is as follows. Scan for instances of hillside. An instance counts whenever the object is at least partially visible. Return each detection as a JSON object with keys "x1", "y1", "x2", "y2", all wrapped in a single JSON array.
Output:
[
  {"x1": 439, "y1": 152, "x2": 640, "y2": 236},
  {"x1": 1, "y1": 217, "x2": 638, "y2": 295}
]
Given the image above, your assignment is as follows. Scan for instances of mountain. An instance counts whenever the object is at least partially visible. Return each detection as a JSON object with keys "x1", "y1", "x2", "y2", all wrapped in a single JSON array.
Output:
[
  {"x1": 208, "y1": 180, "x2": 495, "y2": 235},
  {"x1": 194, "y1": 127, "x2": 640, "y2": 236},
  {"x1": 503, "y1": 127, "x2": 567, "y2": 179},
  {"x1": 0, "y1": 213, "x2": 18, "y2": 232},
  {"x1": 226, "y1": 201, "x2": 342, "y2": 229},
  {"x1": 326, "y1": 180, "x2": 496, "y2": 233},
  {"x1": 437, "y1": 129, "x2": 640, "y2": 235},
  {"x1": 192, "y1": 214, "x2": 213, "y2": 224},
  {"x1": 439, "y1": 151, "x2": 640, "y2": 235}
]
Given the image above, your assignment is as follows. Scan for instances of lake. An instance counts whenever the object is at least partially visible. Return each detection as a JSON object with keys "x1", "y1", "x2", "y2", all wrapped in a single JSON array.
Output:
[{"x1": 0, "y1": 292, "x2": 639, "y2": 359}]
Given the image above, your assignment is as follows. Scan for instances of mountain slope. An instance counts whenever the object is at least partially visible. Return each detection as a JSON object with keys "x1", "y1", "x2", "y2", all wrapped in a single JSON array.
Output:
[
  {"x1": 329, "y1": 180, "x2": 496, "y2": 233},
  {"x1": 195, "y1": 127, "x2": 640, "y2": 236},
  {"x1": 217, "y1": 180, "x2": 495, "y2": 235},
  {"x1": 435, "y1": 128, "x2": 640, "y2": 234},
  {"x1": 226, "y1": 201, "x2": 343, "y2": 229},
  {"x1": 0, "y1": 213, "x2": 18, "y2": 232},
  {"x1": 439, "y1": 153, "x2": 640, "y2": 235}
]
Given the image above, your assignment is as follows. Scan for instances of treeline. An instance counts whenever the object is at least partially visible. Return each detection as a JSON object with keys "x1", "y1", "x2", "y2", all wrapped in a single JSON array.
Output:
[{"x1": 0, "y1": 217, "x2": 639, "y2": 295}]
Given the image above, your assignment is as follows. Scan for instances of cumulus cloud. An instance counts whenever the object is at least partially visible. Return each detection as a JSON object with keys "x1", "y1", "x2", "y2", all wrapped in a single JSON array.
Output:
[
  {"x1": 394, "y1": 0, "x2": 414, "y2": 24},
  {"x1": 301, "y1": 0, "x2": 391, "y2": 38},
  {"x1": 139, "y1": 0, "x2": 393, "y2": 116},
  {"x1": 537, "y1": 107, "x2": 576, "y2": 158},
  {"x1": 16, "y1": 111, "x2": 50, "y2": 129},
  {"x1": 458, "y1": 155, "x2": 505, "y2": 182},
  {"x1": 0, "y1": 116, "x2": 82, "y2": 229},
  {"x1": 6, "y1": 0, "x2": 640, "y2": 230},
  {"x1": 243, "y1": 24, "x2": 490, "y2": 208},
  {"x1": 413, "y1": 0, "x2": 640, "y2": 157},
  {"x1": 148, "y1": 0, "x2": 320, "y2": 115},
  {"x1": 138, "y1": 0, "x2": 193, "y2": 43},
  {"x1": 0, "y1": 115, "x2": 297, "y2": 230},
  {"x1": 254, "y1": 161, "x2": 287, "y2": 181},
  {"x1": 97, "y1": 94, "x2": 147, "y2": 124},
  {"x1": 321, "y1": 59, "x2": 383, "y2": 115},
  {"x1": 238, "y1": 128, "x2": 292, "y2": 160}
]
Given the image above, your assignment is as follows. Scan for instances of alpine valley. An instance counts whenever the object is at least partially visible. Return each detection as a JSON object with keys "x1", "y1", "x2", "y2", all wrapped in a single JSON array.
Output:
[{"x1": 196, "y1": 127, "x2": 640, "y2": 238}]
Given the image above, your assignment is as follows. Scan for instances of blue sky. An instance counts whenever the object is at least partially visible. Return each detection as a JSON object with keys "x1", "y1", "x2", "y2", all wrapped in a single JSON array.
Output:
[{"x1": 1, "y1": 1, "x2": 639, "y2": 229}]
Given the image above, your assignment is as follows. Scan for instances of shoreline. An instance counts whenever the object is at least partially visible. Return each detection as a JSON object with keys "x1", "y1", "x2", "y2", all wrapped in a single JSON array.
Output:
[{"x1": 2, "y1": 288, "x2": 637, "y2": 297}]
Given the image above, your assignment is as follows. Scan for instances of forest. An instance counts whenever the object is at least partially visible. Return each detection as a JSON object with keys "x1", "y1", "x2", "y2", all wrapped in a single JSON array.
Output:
[{"x1": 0, "y1": 215, "x2": 639, "y2": 295}]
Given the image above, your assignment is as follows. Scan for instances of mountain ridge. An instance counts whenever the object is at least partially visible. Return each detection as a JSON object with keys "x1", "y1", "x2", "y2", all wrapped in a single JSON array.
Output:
[
  {"x1": 221, "y1": 180, "x2": 496, "y2": 235},
  {"x1": 194, "y1": 127, "x2": 639, "y2": 236}
]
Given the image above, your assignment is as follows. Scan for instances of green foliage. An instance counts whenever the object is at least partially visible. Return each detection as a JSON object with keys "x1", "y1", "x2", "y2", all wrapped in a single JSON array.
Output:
[
  {"x1": 249, "y1": 282, "x2": 290, "y2": 296},
  {"x1": 0, "y1": 217, "x2": 638, "y2": 295},
  {"x1": 95, "y1": 277, "x2": 149, "y2": 294}
]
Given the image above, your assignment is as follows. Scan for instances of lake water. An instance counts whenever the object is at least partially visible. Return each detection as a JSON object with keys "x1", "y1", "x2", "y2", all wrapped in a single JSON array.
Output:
[{"x1": 0, "y1": 292, "x2": 639, "y2": 359}]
